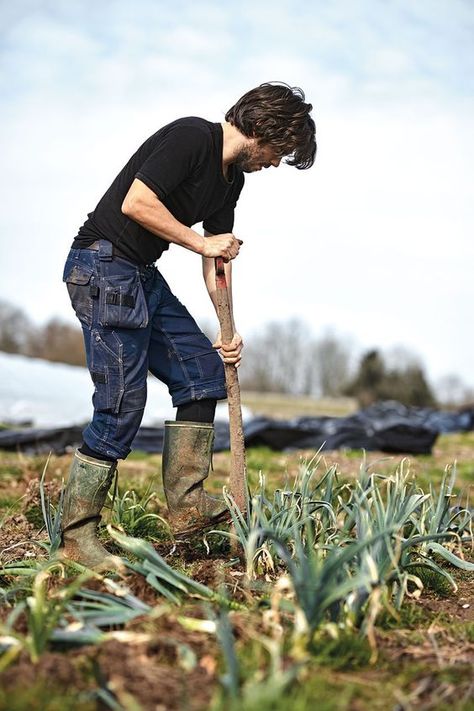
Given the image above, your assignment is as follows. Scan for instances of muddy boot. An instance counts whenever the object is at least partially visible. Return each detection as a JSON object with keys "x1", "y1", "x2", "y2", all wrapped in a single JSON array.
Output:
[
  {"x1": 60, "y1": 450, "x2": 119, "y2": 569},
  {"x1": 162, "y1": 420, "x2": 229, "y2": 535}
]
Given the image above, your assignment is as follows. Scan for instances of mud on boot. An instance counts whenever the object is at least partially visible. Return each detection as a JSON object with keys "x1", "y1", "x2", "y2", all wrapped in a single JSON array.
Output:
[
  {"x1": 162, "y1": 420, "x2": 230, "y2": 535},
  {"x1": 60, "y1": 450, "x2": 120, "y2": 569}
]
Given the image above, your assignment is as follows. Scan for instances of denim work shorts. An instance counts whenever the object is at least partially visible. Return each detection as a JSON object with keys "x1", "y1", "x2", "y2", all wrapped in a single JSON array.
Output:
[{"x1": 63, "y1": 240, "x2": 226, "y2": 460}]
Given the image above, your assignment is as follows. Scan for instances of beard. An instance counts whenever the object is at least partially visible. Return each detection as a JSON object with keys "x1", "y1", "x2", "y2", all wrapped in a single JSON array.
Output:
[{"x1": 233, "y1": 145, "x2": 258, "y2": 173}]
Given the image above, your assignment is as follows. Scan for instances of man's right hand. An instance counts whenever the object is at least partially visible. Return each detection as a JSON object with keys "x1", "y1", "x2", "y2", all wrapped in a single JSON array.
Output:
[{"x1": 200, "y1": 233, "x2": 243, "y2": 262}]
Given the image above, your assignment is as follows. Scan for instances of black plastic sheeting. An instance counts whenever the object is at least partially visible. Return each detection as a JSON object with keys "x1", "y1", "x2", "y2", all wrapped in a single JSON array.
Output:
[{"x1": 1, "y1": 401, "x2": 473, "y2": 456}]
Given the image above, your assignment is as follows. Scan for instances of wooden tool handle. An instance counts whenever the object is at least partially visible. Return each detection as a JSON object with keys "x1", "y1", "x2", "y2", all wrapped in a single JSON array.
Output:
[
  {"x1": 215, "y1": 257, "x2": 234, "y2": 344},
  {"x1": 215, "y1": 257, "x2": 248, "y2": 513}
]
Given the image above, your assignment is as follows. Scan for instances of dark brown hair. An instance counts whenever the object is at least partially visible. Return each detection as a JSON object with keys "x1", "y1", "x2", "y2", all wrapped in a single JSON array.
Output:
[{"x1": 225, "y1": 82, "x2": 316, "y2": 169}]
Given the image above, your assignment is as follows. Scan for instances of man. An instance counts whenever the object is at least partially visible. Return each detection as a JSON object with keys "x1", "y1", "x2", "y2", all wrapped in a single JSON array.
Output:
[{"x1": 61, "y1": 82, "x2": 316, "y2": 567}]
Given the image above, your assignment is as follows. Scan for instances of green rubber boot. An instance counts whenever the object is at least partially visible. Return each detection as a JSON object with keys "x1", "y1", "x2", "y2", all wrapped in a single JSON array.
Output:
[
  {"x1": 60, "y1": 450, "x2": 119, "y2": 569},
  {"x1": 162, "y1": 420, "x2": 229, "y2": 534}
]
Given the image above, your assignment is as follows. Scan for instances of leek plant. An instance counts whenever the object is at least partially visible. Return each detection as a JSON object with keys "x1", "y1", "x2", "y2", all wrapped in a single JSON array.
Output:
[
  {"x1": 340, "y1": 460, "x2": 425, "y2": 537},
  {"x1": 347, "y1": 493, "x2": 456, "y2": 611},
  {"x1": 110, "y1": 484, "x2": 169, "y2": 539},
  {"x1": 0, "y1": 567, "x2": 91, "y2": 669},
  {"x1": 209, "y1": 463, "x2": 340, "y2": 577},
  {"x1": 410, "y1": 464, "x2": 474, "y2": 571},
  {"x1": 37, "y1": 456, "x2": 64, "y2": 556},
  {"x1": 66, "y1": 578, "x2": 152, "y2": 627},
  {"x1": 212, "y1": 606, "x2": 298, "y2": 709},
  {"x1": 0, "y1": 560, "x2": 64, "y2": 607},
  {"x1": 0, "y1": 567, "x2": 161, "y2": 669},
  {"x1": 342, "y1": 463, "x2": 460, "y2": 607},
  {"x1": 252, "y1": 521, "x2": 393, "y2": 640},
  {"x1": 108, "y1": 526, "x2": 244, "y2": 609}
]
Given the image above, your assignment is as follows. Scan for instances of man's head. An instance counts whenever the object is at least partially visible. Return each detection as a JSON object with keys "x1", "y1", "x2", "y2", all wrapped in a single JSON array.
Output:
[{"x1": 226, "y1": 82, "x2": 316, "y2": 172}]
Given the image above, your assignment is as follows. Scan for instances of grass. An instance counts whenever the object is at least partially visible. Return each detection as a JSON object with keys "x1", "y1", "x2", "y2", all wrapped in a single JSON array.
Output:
[
  {"x1": 0, "y1": 684, "x2": 97, "y2": 711},
  {"x1": 240, "y1": 391, "x2": 357, "y2": 418}
]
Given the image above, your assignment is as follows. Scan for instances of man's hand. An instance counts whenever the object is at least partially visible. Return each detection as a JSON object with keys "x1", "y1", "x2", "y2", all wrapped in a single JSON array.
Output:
[
  {"x1": 201, "y1": 234, "x2": 243, "y2": 262},
  {"x1": 213, "y1": 330, "x2": 244, "y2": 367}
]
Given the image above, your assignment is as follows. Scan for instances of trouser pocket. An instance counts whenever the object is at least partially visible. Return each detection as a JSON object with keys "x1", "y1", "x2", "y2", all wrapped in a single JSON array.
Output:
[
  {"x1": 172, "y1": 334, "x2": 223, "y2": 383},
  {"x1": 63, "y1": 260, "x2": 94, "y2": 328},
  {"x1": 90, "y1": 330, "x2": 124, "y2": 413},
  {"x1": 90, "y1": 329, "x2": 147, "y2": 417},
  {"x1": 98, "y1": 270, "x2": 149, "y2": 329}
]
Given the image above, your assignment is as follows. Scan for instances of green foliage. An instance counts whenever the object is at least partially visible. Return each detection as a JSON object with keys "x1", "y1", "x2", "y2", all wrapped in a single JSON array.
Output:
[
  {"x1": 0, "y1": 683, "x2": 96, "y2": 711},
  {"x1": 108, "y1": 526, "x2": 244, "y2": 610},
  {"x1": 0, "y1": 566, "x2": 91, "y2": 669},
  {"x1": 211, "y1": 456, "x2": 471, "y2": 635},
  {"x1": 0, "y1": 494, "x2": 20, "y2": 510},
  {"x1": 0, "y1": 463, "x2": 24, "y2": 480},
  {"x1": 345, "y1": 349, "x2": 436, "y2": 407},
  {"x1": 208, "y1": 458, "x2": 341, "y2": 577},
  {"x1": 405, "y1": 464, "x2": 474, "y2": 572},
  {"x1": 376, "y1": 600, "x2": 434, "y2": 630},
  {"x1": 109, "y1": 484, "x2": 169, "y2": 540},
  {"x1": 38, "y1": 459, "x2": 64, "y2": 556},
  {"x1": 0, "y1": 495, "x2": 21, "y2": 528},
  {"x1": 211, "y1": 606, "x2": 298, "y2": 710},
  {"x1": 403, "y1": 563, "x2": 454, "y2": 596},
  {"x1": 309, "y1": 629, "x2": 372, "y2": 669},
  {"x1": 64, "y1": 578, "x2": 152, "y2": 629}
]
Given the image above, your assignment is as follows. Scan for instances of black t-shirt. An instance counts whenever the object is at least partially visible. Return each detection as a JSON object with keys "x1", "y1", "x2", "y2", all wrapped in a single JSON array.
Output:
[{"x1": 73, "y1": 117, "x2": 245, "y2": 265}]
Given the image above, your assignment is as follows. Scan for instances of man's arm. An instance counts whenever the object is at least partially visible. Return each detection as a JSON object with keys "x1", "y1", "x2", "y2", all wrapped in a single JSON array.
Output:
[
  {"x1": 203, "y1": 230, "x2": 243, "y2": 367},
  {"x1": 122, "y1": 179, "x2": 241, "y2": 261}
]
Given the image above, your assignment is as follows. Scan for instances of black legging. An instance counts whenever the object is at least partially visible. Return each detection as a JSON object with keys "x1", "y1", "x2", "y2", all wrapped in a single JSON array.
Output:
[{"x1": 176, "y1": 398, "x2": 217, "y2": 424}]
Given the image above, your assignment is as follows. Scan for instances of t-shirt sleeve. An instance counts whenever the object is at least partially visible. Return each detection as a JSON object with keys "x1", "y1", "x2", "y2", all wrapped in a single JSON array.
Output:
[
  {"x1": 203, "y1": 174, "x2": 245, "y2": 235},
  {"x1": 203, "y1": 203, "x2": 236, "y2": 235},
  {"x1": 135, "y1": 125, "x2": 207, "y2": 200}
]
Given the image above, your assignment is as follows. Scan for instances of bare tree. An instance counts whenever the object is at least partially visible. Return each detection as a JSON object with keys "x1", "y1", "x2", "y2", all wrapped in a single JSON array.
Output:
[
  {"x1": 0, "y1": 300, "x2": 32, "y2": 354},
  {"x1": 384, "y1": 345, "x2": 421, "y2": 371},
  {"x1": 436, "y1": 374, "x2": 474, "y2": 407},
  {"x1": 310, "y1": 330, "x2": 352, "y2": 397},
  {"x1": 27, "y1": 318, "x2": 86, "y2": 366},
  {"x1": 239, "y1": 318, "x2": 310, "y2": 394}
]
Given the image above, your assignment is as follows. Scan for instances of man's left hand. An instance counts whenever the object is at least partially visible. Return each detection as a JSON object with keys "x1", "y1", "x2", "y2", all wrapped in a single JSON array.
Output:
[{"x1": 213, "y1": 331, "x2": 244, "y2": 368}]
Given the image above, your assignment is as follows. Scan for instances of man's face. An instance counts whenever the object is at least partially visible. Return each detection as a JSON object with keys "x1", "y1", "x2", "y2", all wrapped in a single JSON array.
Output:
[{"x1": 233, "y1": 140, "x2": 284, "y2": 173}]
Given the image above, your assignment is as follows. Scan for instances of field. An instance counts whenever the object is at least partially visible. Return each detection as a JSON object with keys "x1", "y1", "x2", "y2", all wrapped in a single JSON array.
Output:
[{"x1": 0, "y1": 420, "x2": 473, "y2": 711}]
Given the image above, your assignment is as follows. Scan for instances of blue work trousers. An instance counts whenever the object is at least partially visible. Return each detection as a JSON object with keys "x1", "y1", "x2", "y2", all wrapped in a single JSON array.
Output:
[{"x1": 63, "y1": 240, "x2": 226, "y2": 460}]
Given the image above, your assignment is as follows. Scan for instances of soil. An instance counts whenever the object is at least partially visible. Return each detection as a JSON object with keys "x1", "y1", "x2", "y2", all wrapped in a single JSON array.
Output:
[
  {"x1": 417, "y1": 573, "x2": 474, "y2": 623},
  {"x1": 93, "y1": 618, "x2": 218, "y2": 711},
  {"x1": 0, "y1": 512, "x2": 40, "y2": 565},
  {"x1": 0, "y1": 649, "x2": 90, "y2": 693},
  {"x1": 0, "y1": 615, "x2": 219, "y2": 711}
]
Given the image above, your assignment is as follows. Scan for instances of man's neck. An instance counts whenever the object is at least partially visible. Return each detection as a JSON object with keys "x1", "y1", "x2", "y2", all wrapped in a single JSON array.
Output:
[{"x1": 221, "y1": 122, "x2": 248, "y2": 170}]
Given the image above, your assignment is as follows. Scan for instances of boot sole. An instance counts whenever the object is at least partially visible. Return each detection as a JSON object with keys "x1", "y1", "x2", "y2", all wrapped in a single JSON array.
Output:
[
  {"x1": 57, "y1": 548, "x2": 123, "y2": 572},
  {"x1": 171, "y1": 510, "x2": 232, "y2": 540}
]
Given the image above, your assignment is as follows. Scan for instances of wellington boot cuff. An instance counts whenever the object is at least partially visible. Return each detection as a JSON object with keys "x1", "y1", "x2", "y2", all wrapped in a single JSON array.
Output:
[
  {"x1": 60, "y1": 449, "x2": 118, "y2": 569},
  {"x1": 162, "y1": 420, "x2": 228, "y2": 533}
]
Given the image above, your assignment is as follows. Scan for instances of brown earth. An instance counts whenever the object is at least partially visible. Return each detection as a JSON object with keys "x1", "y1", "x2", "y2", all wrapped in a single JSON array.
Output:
[{"x1": 0, "y1": 612, "x2": 219, "y2": 711}]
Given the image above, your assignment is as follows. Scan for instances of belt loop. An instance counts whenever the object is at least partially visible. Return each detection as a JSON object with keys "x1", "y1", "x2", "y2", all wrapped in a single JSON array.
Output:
[{"x1": 98, "y1": 239, "x2": 113, "y2": 261}]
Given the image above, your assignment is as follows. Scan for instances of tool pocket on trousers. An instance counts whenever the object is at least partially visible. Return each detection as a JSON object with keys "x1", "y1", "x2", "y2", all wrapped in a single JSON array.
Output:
[
  {"x1": 98, "y1": 271, "x2": 148, "y2": 329},
  {"x1": 90, "y1": 330, "x2": 124, "y2": 414},
  {"x1": 63, "y1": 262, "x2": 94, "y2": 328},
  {"x1": 172, "y1": 335, "x2": 223, "y2": 384}
]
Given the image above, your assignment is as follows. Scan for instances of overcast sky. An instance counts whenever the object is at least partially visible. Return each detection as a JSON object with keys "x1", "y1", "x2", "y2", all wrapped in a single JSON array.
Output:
[{"x1": 1, "y1": 0, "x2": 473, "y2": 390}]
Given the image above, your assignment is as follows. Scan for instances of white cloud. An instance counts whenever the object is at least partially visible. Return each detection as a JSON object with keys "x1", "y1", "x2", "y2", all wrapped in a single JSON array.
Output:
[{"x1": 0, "y1": 0, "x2": 473, "y2": 389}]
